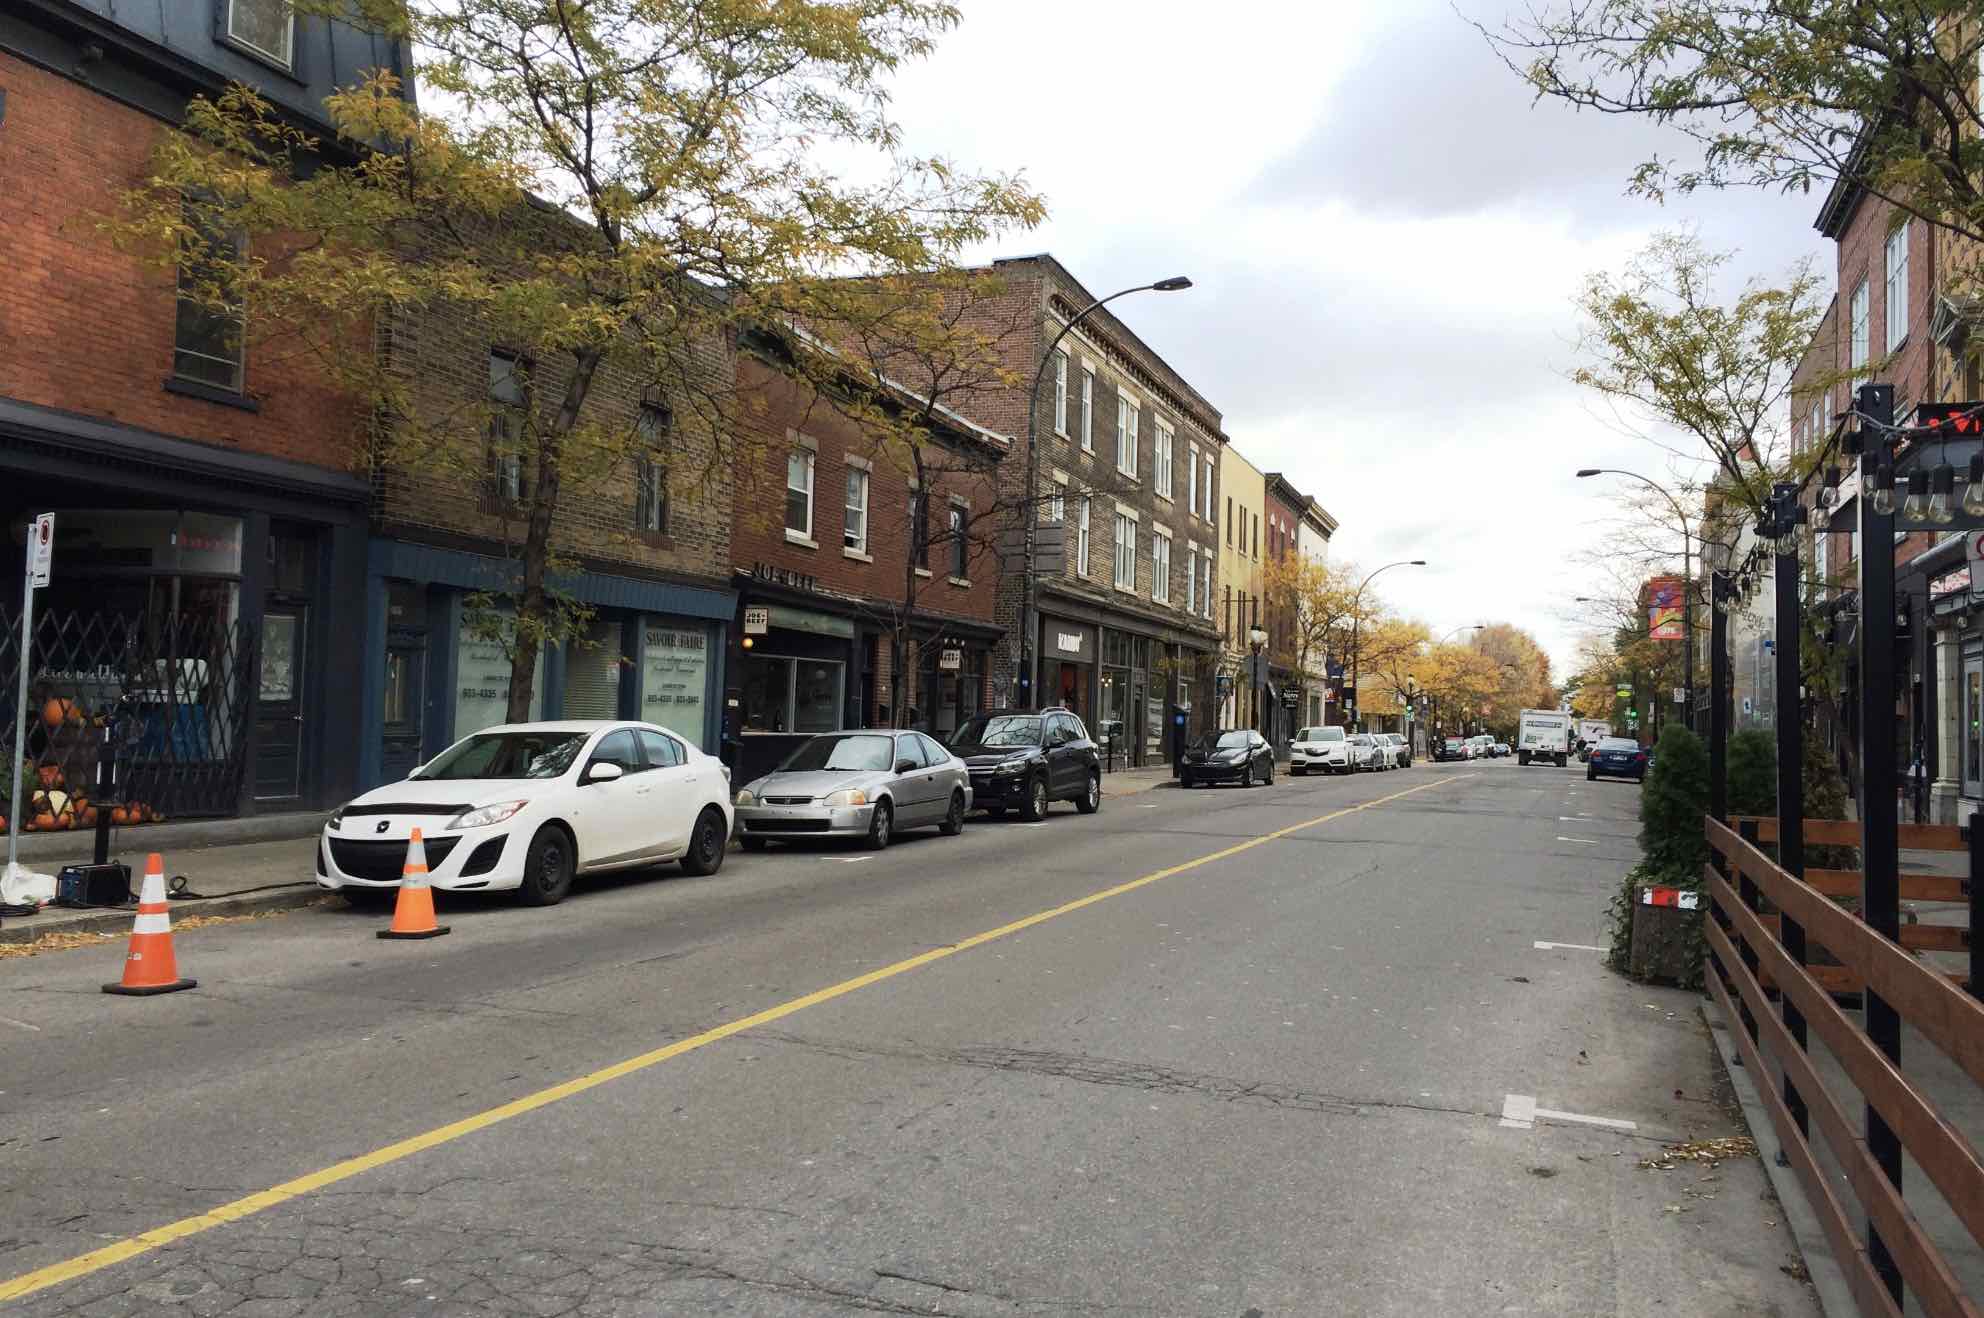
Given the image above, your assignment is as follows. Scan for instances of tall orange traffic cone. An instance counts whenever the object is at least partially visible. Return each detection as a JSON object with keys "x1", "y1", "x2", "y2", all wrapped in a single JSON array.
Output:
[
  {"x1": 378, "y1": 828, "x2": 450, "y2": 940},
  {"x1": 102, "y1": 853, "x2": 196, "y2": 996}
]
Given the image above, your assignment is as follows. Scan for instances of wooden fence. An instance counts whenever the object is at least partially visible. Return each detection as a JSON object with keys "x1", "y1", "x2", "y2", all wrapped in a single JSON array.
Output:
[{"x1": 1705, "y1": 814, "x2": 1984, "y2": 1317}]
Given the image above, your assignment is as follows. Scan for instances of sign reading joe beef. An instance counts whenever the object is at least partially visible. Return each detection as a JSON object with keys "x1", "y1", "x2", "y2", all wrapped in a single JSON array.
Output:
[{"x1": 642, "y1": 625, "x2": 708, "y2": 745}]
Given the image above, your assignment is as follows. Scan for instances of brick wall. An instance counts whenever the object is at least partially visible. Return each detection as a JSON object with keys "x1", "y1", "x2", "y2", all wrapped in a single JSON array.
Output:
[{"x1": 0, "y1": 51, "x2": 359, "y2": 469}]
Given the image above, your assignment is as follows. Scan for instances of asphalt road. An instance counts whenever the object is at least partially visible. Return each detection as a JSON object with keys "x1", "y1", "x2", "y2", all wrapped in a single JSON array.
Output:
[{"x1": 0, "y1": 758, "x2": 1819, "y2": 1316}]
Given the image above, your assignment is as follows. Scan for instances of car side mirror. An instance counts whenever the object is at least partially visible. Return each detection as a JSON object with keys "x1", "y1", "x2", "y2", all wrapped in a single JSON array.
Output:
[
  {"x1": 585, "y1": 761, "x2": 624, "y2": 784},
  {"x1": 895, "y1": 759, "x2": 918, "y2": 775}
]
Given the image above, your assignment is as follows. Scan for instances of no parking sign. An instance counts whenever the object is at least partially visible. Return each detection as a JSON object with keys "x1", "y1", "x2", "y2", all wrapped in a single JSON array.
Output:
[{"x1": 1969, "y1": 530, "x2": 1984, "y2": 592}]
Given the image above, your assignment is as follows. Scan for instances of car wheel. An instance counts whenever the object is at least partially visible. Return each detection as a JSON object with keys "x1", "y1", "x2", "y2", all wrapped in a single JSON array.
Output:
[
  {"x1": 1239, "y1": 764, "x2": 1253, "y2": 789},
  {"x1": 865, "y1": 800, "x2": 893, "y2": 850},
  {"x1": 1261, "y1": 758, "x2": 1273, "y2": 786},
  {"x1": 516, "y1": 825, "x2": 576, "y2": 907},
  {"x1": 939, "y1": 790, "x2": 966, "y2": 835},
  {"x1": 679, "y1": 806, "x2": 727, "y2": 876},
  {"x1": 741, "y1": 835, "x2": 768, "y2": 852},
  {"x1": 1019, "y1": 775, "x2": 1049, "y2": 821},
  {"x1": 1075, "y1": 771, "x2": 1101, "y2": 814}
]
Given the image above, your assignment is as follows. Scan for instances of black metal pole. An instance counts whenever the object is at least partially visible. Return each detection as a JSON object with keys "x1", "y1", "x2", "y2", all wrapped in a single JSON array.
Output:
[
  {"x1": 1855, "y1": 383, "x2": 1903, "y2": 1304},
  {"x1": 1710, "y1": 571, "x2": 1731, "y2": 823},
  {"x1": 1772, "y1": 495, "x2": 1808, "y2": 1141}
]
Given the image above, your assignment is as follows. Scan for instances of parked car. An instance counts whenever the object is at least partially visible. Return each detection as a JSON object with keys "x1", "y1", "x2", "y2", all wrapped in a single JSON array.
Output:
[
  {"x1": 1290, "y1": 725, "x2": 1353, "y2": 775},
  {"x1": 320, "y1": 721, "x2": 734, "y2": 907},
  {"x1": 1181, "y1": 729, "x2": 1275, "y2": 787},
  {"x1": 949, "y1": 708, "x2": 1101, "y2": 820},
  {"x1": 735, "y1": 729, "x2": 970, "y2": 850},
  {"x1": 1491, "y1": 741, "x2": 1512, "y2": 758},
  {"x1": 1434, "y1": 736, "x2": 1468, "y2": 763},
  {"x1": 1468, "y1": 735, "x2": 1494, "y2": 759},
  {"x1": 1381, "y1": 732, "x2": 1413, "y2": 768},
  {"x1": 1587, "y1": 736, "x2": 1649, "y2": 783},
  {"x1": 1346, "y1": 732, "x2": 1384, "y2": 770}
]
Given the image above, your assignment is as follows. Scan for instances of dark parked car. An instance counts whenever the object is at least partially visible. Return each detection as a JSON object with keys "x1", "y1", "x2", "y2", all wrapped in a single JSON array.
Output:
[
  {"x1": 1181, "y1": 729, "x2": 1275, "y2": 788},
  {"x1": 1433, "y1": 737, "x2": 1468, "y2": 763},
  {"x1": 1587, "y1": 736, "x2": 1648, "y2": 783},
  {"x1": 950, "y1": 708, "x2": 1101, "y2": 820}
]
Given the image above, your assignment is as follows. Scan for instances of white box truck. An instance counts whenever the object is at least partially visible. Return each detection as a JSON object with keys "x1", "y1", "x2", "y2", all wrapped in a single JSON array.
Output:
[
  {"x1": 1518, "y1": 709, "x2": 1571, "y2": 767},
  {"x1": 1578, "y1": 719, "x2": 1612, "y2": 747}
]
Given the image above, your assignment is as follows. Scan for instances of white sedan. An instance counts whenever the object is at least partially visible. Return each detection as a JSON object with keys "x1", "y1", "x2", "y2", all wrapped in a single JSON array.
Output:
[{"x1": 317, "y1": 721, "x2": 734, "y2": 907}]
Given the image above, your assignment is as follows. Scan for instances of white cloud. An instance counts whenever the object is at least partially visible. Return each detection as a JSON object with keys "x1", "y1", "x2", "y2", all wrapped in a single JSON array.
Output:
[{"x1": 883, "y1": 0, "x2": 1831, "y2": 676}]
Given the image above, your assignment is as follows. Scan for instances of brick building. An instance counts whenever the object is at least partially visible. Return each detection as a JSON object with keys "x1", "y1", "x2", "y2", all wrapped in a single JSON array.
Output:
[
  {"x1": 724, "y1": 338, "x2": 1008, "y2": 770},
  {"x1": 1262, "y1": 473, "x2": 1309, "y2": 744},
  {"x1": 0, "y1": 1, "x2": 409, "y2": 816},
  {"x1": 969, "y1": 255, "x2": 1227, "y2": 765},
  {"x1": 1217, "y1": 444, "x2": 1266, "y2": 733}
]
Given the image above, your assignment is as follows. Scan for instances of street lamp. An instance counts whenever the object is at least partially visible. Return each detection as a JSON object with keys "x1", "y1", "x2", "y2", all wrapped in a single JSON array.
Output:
[
  {"x1": 1247, "y1": 624, "x2": 1268, "y2": 736},
  {"x1": 1019, "y1": 275, "x2": 1193, "y2": 705},
  {"x1": 1576, "y1": 467, "x2": 1697, "y2": 729},
  {"x1": 1348, "y1": 559, "x2": 1426, "y2": 734}
]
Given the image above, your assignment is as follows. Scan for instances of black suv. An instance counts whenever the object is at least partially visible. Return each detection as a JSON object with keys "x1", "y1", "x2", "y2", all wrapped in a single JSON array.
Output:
[{"x1": 950, "y1": 708, "x2": 1102, "y2": 820}]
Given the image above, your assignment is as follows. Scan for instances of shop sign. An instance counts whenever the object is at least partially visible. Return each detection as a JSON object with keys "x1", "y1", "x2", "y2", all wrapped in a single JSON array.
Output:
[
  {"x1": 743, "y1": 606, "x2": 770, "y2": 636},
  {"x1": 1045, "y1": 622, "x2": 1093, "y2": 662},
  {"x1": 1280, "y1": 687, "x2": 1301, "y2": 709},
  {"x1": 454, "y1": 611, "x2": 543, "y2": 736},
  {"x1": 769, "y1": 605, "x2": 854, "y2": 639},
  {"x1": 751, "y1": 561, "x2": 818, "y2": 593},
  {"x1": 939, "y1": 648, "x2": 962, "y2": 671},
  {"x1": 642, "y1": 624, "x2": 709, "y2": 744}
]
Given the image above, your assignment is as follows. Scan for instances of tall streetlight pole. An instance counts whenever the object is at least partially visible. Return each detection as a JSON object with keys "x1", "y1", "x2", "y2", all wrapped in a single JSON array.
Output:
[
  {"x1": 1348, "y1": 559, "x2": 1426, "y2": 733},
  {"x1": 1576, "y1": 468, "x2": 1697, "y2": 729},
  {"x1": 1019, "y1": 275, "x2": 1192, "y2": 707}
]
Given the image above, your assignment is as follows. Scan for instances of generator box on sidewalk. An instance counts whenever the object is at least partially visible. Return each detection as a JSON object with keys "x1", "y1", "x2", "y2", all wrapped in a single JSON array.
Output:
[
  {"x1": 1630, "y1": 884, "x2": 1701, "y2": 983},
  {"x1": 53, "y1": 862, "x2": 131, "y2": 908}
]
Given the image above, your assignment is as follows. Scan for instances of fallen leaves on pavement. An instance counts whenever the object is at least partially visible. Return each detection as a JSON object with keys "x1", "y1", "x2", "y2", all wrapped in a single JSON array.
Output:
[
  {"x1": 1637, "y1": 1135, "x2": 1758, "y2": 1170},
  {"x1": 0, "y1": 905, "x2": 305, "y2": 958}
]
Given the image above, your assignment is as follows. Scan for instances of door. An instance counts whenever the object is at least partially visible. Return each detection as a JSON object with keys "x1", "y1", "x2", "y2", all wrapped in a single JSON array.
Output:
[
  {"x1": 635, "y1": 728, "x2": 700, "y2": 857},
  {"x1": 915, "y1": 733, "x2": 959, "y2": 821},
  {"x1": 892, "y1": 734, "x2": 938, "y2": 825},
  {"x1": 1043, "y1": 714, "x2": 1076, "y2": 797},
  {"x1": 578, "y1": 729, "x2": 649, "y2": 867},
  {"x1": 253, "y1": 607, "x2": 306, "y2": 800},
  {"x1": 380, "y1": 628, "x2": 427, "y2": 783}
]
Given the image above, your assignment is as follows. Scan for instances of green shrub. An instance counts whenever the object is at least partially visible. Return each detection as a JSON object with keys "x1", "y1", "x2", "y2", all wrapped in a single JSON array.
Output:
[
  {"x1": 1727, "y1": 728, "x2": 1776, "y2": 819},
  {"x1": 1640, "y1": 725, "x2": 1709, "y2": 876}
]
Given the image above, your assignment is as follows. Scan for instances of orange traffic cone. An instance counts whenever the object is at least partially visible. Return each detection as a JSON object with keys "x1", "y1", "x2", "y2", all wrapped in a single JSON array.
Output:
[
  {"x1": 102, "y1": 853, "x2": 196, "y2": 996},
  {"x1": 378, "y1": 828, "x2": 450, "y2": 940}
]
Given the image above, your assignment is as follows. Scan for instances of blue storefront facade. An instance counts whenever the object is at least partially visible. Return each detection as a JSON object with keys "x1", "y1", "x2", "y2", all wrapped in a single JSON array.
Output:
[{"x1": 357, "y1": 540, "x2": 736, "y2": 791}]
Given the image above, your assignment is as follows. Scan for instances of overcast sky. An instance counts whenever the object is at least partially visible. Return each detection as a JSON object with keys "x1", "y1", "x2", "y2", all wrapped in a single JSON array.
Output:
[{"x1": 882, "y1": 0, "x2": 1830, "y2": 677}]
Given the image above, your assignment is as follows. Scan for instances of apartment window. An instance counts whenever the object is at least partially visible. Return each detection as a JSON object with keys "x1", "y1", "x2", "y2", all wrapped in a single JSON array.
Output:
[
  {"x1": 1885, "y1": 224, "x2": 1910, "y2": 353},
  {"x1": 1155, "y1": 422, "x2": 1174, "y2": 498},
  {"x1": 487, "y1": 351, "x2": 530, "y2": 501},
  {"x1": 843, "y1": 467, "x2": 869, "y2": 553},
  {"x1": 910, "y1": 490, "x2": 930, "y2": 569},
  {"x1": 1850, "y1": 279, "x2": 1871, "y2": 374},
  {"x1": 1047, "y1": 476, "x2": 1066, "y2": 524},
  {"x1": 1080, "y1": 368, "x2": 1095, "y2": 451},
  {"x1": 1113, "y1": 511, "x2": 1137, "y2": 590},
  {"x1": 1201, "y1": 554, "x2": 1213, "y2": 618},
  {"x1": 1225, "y1": 497, "x2": 1233, "y2": 545},
  {"x1": 173, "y1": 204, "x2": 245, "y2": 392},
  {"x1": 1076, "y1": 496, "x2": 1091, "y2": 577},
  {"x1": 1185, "y1": 546, "x2": 1198, "y2": 613},
  {"x1": 948, "y1": 502, "x2": 968, "y2": 579},
  {"x1": 226, "y1": 0, "x2": 294, "y2": 68},
  {"x1": 1152, "y1": 527, "x2": 1172, "y2": 603},
  {"x1": 1188, "y1": 446, "x2": 1200, "y2": 514},
  {"x1": 785, "y1": 448, "x2": 814, "y2": 539},
  {"x1": 1116, "y1": 393, "x2": 1139, "y2": 478},
  {"x1": 1252, "y1": 511, "x2": 1260, "y2": 558},
  {"x1": 634, "y1": 404, "x2": 670, "y2": 534},
  {"x1": 1053, "y1": 351, "x2": 1069, "y2": 437}
]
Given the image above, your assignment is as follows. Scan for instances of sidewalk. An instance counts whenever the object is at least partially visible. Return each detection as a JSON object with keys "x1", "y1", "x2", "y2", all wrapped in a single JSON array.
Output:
[
  {"x1": 0, "y1": 835, "x2": 323, "y2": 945},
  {"x1": 1100, "y1": 763, "x2": 1179, "y2": 798}
]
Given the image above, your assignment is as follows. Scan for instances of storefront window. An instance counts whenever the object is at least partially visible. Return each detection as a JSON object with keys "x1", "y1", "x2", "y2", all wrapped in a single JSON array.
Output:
[
  {"x1": 454, "y1": 612, "x2": 543, "y2": 737},
  {"x1": 742, "y1": 654, "x2": 844, "y2": 733},
  {"x1": 919, "y1": 647, "x2": 982, "y2": 738},
  {"x1": 563, "y1": 617, "x2": 622, "y2": 720},
  {"x1": 641, "y1": 624, "x2": 708, "y2": 745},
  {"x1": 383, "y1": 649, "x2": 419, "y2": 728}
]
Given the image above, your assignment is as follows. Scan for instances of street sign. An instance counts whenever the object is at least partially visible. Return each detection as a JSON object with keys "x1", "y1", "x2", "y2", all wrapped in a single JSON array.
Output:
[
  {"x1": 1280, "y1": 687, "x2": 1300, "y2": 709},
  {"x1": 27, "y1": 513, "x2": 53, "y2": 589},
  {"x1": 939, "y1": 648, "x2": 961, "y2": 672},
  {"x1": 743, "y1": 606, "x2": 769, "y2": 636},
  {"x1": 1615, "y1": 684, "x2": 1632, "y2": 698},
  {"x1": 1672, "y1": 687, "x2": 1686, "y2": 704}
]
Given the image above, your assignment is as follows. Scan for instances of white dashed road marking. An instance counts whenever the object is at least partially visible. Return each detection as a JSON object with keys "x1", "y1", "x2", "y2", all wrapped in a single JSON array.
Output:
[
  {"x1": 1500, "y1": 1093, "x2": 1637, "y2": 1132},
  {"x1": 1533, "y1": 941, "x2": 1606, "y2": 952}
]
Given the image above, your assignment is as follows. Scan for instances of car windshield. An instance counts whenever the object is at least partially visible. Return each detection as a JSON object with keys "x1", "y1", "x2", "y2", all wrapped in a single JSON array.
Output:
[
  {"x1": 954, "y1": 715, "x2": 1042, "y2": 748},
  {"x1": 1598, "y1": 737, "x2": 1640, "y2": 752},
  {"x1": 1202, "y1": 731, "x2": 1251, "y2": 750},
  {"x1": 777, "y1": 734, "x2": 895, "y2": 773},
  {"x1": 1299, "y1": 727, "x2": 1344, "y2": 742},
  {"x1": 1444, "y1": 739, "x2": 1464, "y2": 749},
  {"x1": 1350, "y1": 735, "x2": 1372, "y2": 746},
  {"x1": 414, "y1": 730, "x2": 588, "y2": 780}
]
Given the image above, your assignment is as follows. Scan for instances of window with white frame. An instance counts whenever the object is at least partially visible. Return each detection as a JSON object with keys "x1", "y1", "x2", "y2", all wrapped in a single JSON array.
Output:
[
  {"x1": 785, "y1": 448, "x2": 814, "y2": 539},
  {"x1": 486, "y1": 351, "x2": 529, "y2": 501},
  {"x1": 1851, "y1": 280, "x2": 1870, "y2": 374},
  {"x1": 1885, "y1": 224, "x2": 1910, "y2": 353},
  {"x1": 843, "y1": 466, "x2": 868, "y2": 553},
  {"x1": 1047, "y1": 475, "x2": 1066, "y2": 524},
  {"x1": 634, "y1": 403, "x2": 670, "y2": 534},
  {"x1": 1185, "y1": 546, "x2": 1198, "y2": 613},
  {"x1": 174, "y1": 204, "x2": 246, "y2": 392},
  {"x1": 1116, "y1": 393, "x2": 1139, "y2": 478},
  {"x1": 1113, "y1": 511, "x2": 1137, "y2": 590},
  {"x1": 1188, "y1": 446, "x2": 1200, "y2": 514},
  {"x1": 1053, "y1": 350, "x2": 1069, "y2": 437},
  {"x1": 948, "y1": 502, "x2": 968, "y2": 579},
  {"x1": 1200, "y1": 554, "x2": 1213, "y2": 617},
  {"x1": 1151, "y1": 526, "x2": 1172, "y2": 603},
  {"x1": 1076, "y1": 496, "x2": 1091, "y2": 576},
  {"x1": 1155, "y1": 421, "x2": 1173, "y2": 498},
  {"x1": 1080, "y1": 368, "x2": 1094, "y2": 451},
  {"x1": 227, "y1": 0, "x2": 294, "y2": 67}
]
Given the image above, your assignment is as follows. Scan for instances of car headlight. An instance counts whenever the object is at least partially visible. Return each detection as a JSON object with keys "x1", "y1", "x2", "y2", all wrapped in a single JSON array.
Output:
[
  {"x1": 327, "y1": 802, "x2": 351, "y2": 829},
  {"x1": 734, "y1": 788, "x2": 756, "y2": 807},
  {"x1": 993, "y1": 758, "x2": 1029, "y2": 775},
  {"x1": 822, "y1": 788, "x2": 869, "y2": 808},
  {"x1": 447, "y1": 799, "x2": 529, "y2": 830}
]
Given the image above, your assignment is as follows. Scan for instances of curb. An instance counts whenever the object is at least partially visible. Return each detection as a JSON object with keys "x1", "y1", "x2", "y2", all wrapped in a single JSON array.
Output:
[
  {"x1": 6, "y1": 811, "x2": 325, "y2": 866},
  {"x1": 0, "y1": 883, "x2": 329, "y2": 945},
  {"x1": 1700, "y1": 998, "x2": 1849, "y2": 1318}
]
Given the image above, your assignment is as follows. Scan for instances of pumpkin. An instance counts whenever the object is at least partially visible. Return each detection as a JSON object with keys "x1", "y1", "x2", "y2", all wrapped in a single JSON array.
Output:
[
  {"x1": 35, "y1": 764, "x2": 61, "y2": 789},
  {"x1": 39, "y1": 698, "x2": 66, "y2": 729},
  {"x1": 29, "y1": 812, "x2": 53, "y2": 831},
  {"x1": 79, "y1": 806, "x2": 98, "y2": 827},
  {"x1": 64, "y1": 705, "x2": 84, "y2": 727},
  {"x1": 53, "y1": 811, "x2": 74, "y2": 830},
  {"x1": 110, "y1": 806, "x2": 131, "y2": 826},
  {"x1": 128, "y1": 802, "x2": 150, "y2": 823}
]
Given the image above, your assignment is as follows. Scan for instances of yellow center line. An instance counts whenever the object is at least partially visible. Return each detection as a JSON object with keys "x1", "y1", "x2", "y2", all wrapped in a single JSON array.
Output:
[{"x1": 0, "y1": 772, "x2": 1469, "y2": 1304}]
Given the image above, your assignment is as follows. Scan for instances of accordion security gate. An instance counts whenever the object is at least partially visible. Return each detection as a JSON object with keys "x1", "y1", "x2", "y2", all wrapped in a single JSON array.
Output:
[{"x1": 0, "y1": 606, "x2": 258, "y2": 827}]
